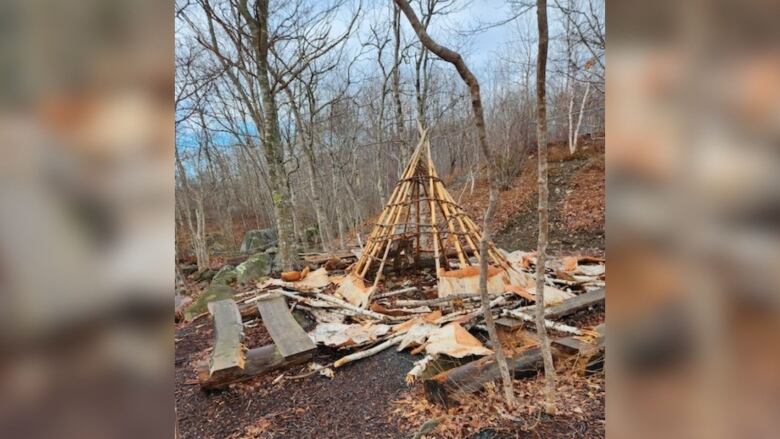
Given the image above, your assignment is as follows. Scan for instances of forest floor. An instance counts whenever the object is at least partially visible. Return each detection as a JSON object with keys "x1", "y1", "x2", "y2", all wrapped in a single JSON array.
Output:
[
  {"x1": 458, "y1": 135, "x2": 605, "y2": 257},
  {"x1": 175, "y1": 307, "x2": 604, "y2": 438},
  {"x1": 174, "y1": 136, "x2": 606, "y2": 438}
]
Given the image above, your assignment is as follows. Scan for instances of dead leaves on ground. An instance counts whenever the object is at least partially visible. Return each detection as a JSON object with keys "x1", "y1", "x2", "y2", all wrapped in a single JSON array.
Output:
[{"x1": 393, "y1": 371, "x2": 605, "y2": 439}]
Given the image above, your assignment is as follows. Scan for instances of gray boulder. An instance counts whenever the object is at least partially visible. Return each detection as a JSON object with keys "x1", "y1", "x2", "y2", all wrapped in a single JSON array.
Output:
[
  {"x1": 211, "y1": 264, "x2": 237, "y2": 285},
  {"x1": 240, "y1": 228, "x2": 278, "y2": 254},
  {"x1": 236, "y1": 253, "x2": 272, "y2": 284}
]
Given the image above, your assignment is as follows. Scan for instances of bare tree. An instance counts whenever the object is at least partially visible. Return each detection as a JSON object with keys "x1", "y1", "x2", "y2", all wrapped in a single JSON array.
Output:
[
  {"x1": 534, "y1": 0, "x2": 557, "y2": 415},
  {"x1": 174, "y1": 0, "x2": 606, "y2": 289},
  {"x1": 391, "y1": 3, "x2": 409, "y2": 170},
  {"x1": 179, "y1": 0, "x2": 358, "y2": 268},
  {"x1": 394, "y1": 0, "x2": 516, "y2": 408}
]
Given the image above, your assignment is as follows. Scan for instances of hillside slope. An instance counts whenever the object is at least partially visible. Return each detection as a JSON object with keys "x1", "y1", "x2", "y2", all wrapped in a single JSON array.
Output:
[{"x1": 458, "y1": 135, "x2": 605, "y2": 256}]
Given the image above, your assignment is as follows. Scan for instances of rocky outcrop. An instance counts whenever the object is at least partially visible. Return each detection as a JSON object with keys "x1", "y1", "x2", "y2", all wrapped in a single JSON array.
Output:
[{"x1": 239, "y1": 228, "x2": 278, "y2": 254}]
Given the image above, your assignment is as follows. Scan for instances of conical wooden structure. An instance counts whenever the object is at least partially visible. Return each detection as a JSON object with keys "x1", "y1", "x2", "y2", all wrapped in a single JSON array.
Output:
[{"x1": 337, "y1": 130, "x2": 530, "y2": 308}]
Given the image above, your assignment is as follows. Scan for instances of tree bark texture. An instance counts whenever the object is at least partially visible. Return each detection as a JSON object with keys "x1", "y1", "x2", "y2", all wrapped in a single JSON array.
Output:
[
  {"x1": 534, "y1": 0, "x2": 558, "y2": 414},
  {"x1": 239, "y1": 0, "x2": 299, "y2": 269}
]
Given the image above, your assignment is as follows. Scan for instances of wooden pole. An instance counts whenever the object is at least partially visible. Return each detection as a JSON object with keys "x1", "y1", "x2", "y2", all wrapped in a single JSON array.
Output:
[{"x1": 359, "y1": 135, "x2": 425, "y2": 277}]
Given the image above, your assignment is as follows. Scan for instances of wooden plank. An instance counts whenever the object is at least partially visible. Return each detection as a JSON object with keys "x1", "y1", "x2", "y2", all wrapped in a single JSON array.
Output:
[
  {"x1": 544, "y1": 288, "x2": 604, "y2": 319},
  {"x1": 553, "y1": 323, "x2": 606, "y2": 375},
  {"x1": 207, "y1": 299, "x2": 244, "y2": 375},
  {"x1": 198, "y1": 344, "x2": 311, "y2": 390},
  {"x1": 494, "y1": 317, "x2": 523, "y2": 330},
  {"x1": 552, "y1": 337, "x2": 594, "y2": 355},
  {"x1": 257, "y1": 294, "x2": 316, "y2": 359}
]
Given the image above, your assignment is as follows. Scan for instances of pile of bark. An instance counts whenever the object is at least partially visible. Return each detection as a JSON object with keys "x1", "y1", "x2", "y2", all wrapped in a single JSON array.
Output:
[{"x1": 191, "y1": 249, "x2": 605, "y2": 406}]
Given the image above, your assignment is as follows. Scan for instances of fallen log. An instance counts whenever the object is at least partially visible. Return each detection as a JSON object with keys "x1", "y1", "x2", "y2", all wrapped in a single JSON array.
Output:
[
  {"x1": 553, "y1": 324, "x2": 605, "y2": 375},
  {"x1": 197, "y1": 344, "x2": 310, "y2": 390},
  {"x1": 425, "y1": 324, "x2": 606, "y2": 405},
  {"x1": 424, "y1": 347, "x2": 543, "y2": 407},
  {"x1": 544, "y1": 288, "x2": 604, "y2": 319}
]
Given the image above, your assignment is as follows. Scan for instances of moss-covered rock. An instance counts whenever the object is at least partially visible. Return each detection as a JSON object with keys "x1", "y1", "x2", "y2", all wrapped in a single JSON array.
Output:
[
  {"x1": 211, "y1": 264, "x2": 237, "y2": 285},
  {"x1": 236, "y1": 253, "x2": 272, "y2": 284},
  {"x1": 239, "y1": 228, "x2": 278, "y2": 254},
  {"x1": 183, "y1": 284, "x2": 235, "y2": 321}
]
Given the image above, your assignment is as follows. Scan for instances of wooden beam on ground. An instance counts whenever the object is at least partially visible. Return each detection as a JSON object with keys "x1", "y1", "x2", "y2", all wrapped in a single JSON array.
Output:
[
  {"x1": 302, "y1": 250, "x2": 356, "y2": 265},
  {"x1": 424, "y1": 324, "x2": 606, "y2": 406},
  {"x1": 207, "y1": 299, "x2": 245, "y2": 376},
  {"x1": 197, "y1": 344, "x2": 310, "y2": 390},
  {"x1": 494, "y1": 317, "x2": 524, "y2": 330},
  {"x1": 553, "y1": 323, "x2": 606, "y2": 375},
  {"x1": 552, "y1": 337, "x2": 594, "y2": 355},
  {"x1": 256, "y1": 293, "x2": 316, "y2": 359},
  {"x1": 544, "y1": 288, "x2": 604, "y2": 319},
  {"x1": 424, "y1": 347, "x2": 543, "y2": 407}
]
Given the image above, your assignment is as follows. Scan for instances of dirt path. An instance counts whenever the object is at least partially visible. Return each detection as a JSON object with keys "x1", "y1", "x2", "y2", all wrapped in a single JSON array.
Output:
[{"x1": 175, "y1": 321, "x2": 417, "y2": 438}]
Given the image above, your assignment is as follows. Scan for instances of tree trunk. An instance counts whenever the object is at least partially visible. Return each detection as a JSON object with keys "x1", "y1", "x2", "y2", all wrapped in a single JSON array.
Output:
[
  {"x1": 240, "y1": 0, "x2": 298, "y2": 270},
  {"x1": 567, "y1": 92, "x2": 575, "y2": 154},
  {"x1": 175, "y1": 145, "x2": 209, "y2": 271},
  {"x1": 391, "y1": 4, "x2": 408, "y2": 171},
  {"x1": 534, "y1": 0, "x2": 557, "y2": 414},
  {"x1": 193, "y1": 195, "x2": 209, "y2": 270},
  {"x1": 285, "y1": 86, "x2": 334, "y2": 252},
  {"x1": 394, "y1": 0, "x2": 515, "y2": 408},
  {"x1": 415, "y1": 46, "x2": 429, "y2": 129},
  {"x1": 572, "y1": 81, "x2": 591, "y2": 153},
  {"x1": 329, "y1": 157, "x2": 347, "y2": 249},
  {"x1": 307, "y1": 159, "x2": 332, "y2": 251}
]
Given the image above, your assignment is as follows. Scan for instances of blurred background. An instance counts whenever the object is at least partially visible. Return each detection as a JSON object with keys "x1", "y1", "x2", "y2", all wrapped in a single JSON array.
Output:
[
  {"x1": 608, "y1": 0, "x2": 780, "y2": 438},
  {"x1": 0, "y1": 0, "x2": 173, "y2": 437},
  {"x1": 0, "y1": 0, "x2": 778, "y2": 438}
]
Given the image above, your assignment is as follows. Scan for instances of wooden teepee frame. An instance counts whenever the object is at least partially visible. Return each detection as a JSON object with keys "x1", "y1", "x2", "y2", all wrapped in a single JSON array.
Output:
[{"x1": 350, "y1": 129, "x2": 513, "y2": 290}]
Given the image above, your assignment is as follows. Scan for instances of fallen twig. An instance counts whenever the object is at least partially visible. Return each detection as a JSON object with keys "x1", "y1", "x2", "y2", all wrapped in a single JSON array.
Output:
[
  {"x1": 394, "y1": 293, "x2": 480, "y2": 307},
  {"x1": 502, "y1": 309, "x2": 583, "y2": 335},
  {"x1": 372, "y1": 286, "x2": 418, "y2": 300},
  {"x1": 315, "y1": 291, "x2": 404, "y2": 322},
  {"x1": 333, "y1": 334, "x2": 405, "y2": 368},
  {"x1": 286, "y1": 362, "x2": 336, "y2": 380}
]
